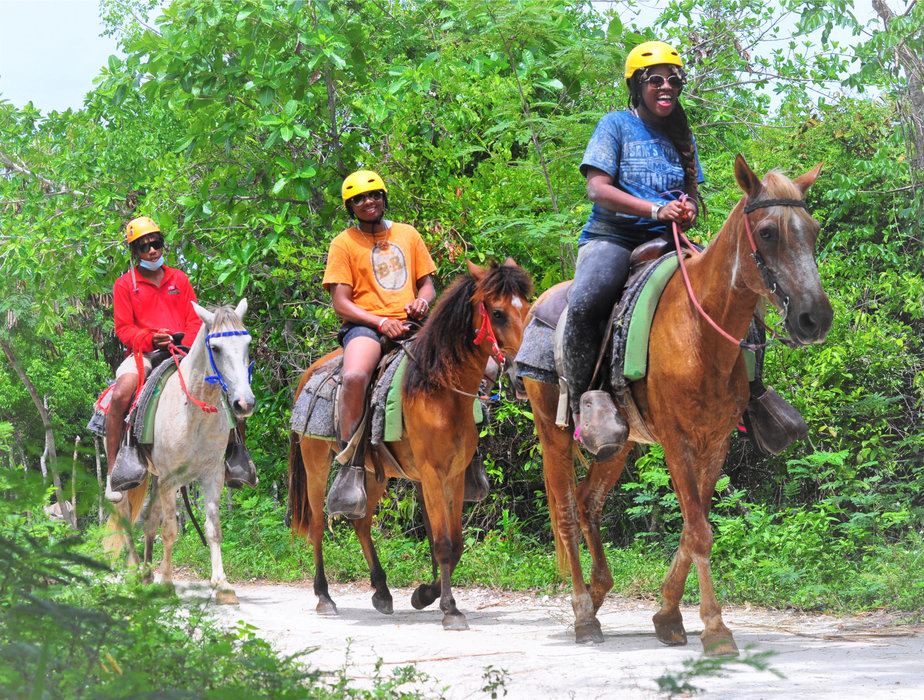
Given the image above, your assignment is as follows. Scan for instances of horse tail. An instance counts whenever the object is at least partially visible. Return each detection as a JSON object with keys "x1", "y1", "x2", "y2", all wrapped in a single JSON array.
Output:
[
  {"x1": 287, "y1": 430, "x2": 311, "y2": 539},
  {"x1": 102, "y1": 472, "x2": 150, "y2": 559}
]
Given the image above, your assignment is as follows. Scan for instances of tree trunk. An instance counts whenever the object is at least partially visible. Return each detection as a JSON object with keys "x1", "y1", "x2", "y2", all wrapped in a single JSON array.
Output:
[
  {"x1": 873, "y1": 0, "x2": 924, "y2": 182},
  {"x1": 0, "y1": 338, "x2": 77, "y2": 530}
]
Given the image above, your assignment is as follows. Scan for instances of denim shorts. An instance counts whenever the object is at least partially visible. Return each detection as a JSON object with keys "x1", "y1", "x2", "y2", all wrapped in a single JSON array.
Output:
[{"x1": 338, "y1": 322, "x2": 383, "y2": 348}]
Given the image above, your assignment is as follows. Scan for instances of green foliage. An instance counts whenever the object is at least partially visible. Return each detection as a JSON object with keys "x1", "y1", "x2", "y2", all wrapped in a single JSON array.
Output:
[{"x1": 656, "y1": 647, "x2": 784, "y2": 698}]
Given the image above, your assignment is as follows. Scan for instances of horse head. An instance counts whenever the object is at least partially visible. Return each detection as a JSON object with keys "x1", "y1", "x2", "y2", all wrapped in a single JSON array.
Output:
[
  {"x1": 733, "y1": 154, "x2": 833, "y2": 346},
  {"x1": 467, "y1": 258, "x2": 533, "y2": 389},
  {"x1": 191, "y1": 298, "x2": 257, "y2": 418}
]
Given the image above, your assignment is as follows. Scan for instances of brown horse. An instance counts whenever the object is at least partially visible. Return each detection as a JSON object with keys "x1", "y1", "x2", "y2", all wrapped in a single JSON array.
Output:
[
  {"x1": 523, "y1": 155, "x2": 832, "y2": 655},
  {"x1": 288, "y1": 259, "x2": 532, "y2": 630}
]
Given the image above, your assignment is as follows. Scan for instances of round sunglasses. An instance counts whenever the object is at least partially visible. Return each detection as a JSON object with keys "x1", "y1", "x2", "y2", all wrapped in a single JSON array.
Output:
[{"x1": 644, "y1": 74, "x2": 684, "y2": 91}]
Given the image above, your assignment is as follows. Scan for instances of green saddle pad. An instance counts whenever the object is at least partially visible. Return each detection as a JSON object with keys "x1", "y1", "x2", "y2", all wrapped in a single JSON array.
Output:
[
  {"x1": 138, "y1": 365, "x2": 234, "y2": 444},
  {"x1": 622, "y1": 256, "x2": 754, "y2": 383},
  {"x1": 383, "y1": 357, "x2": 483, "y2": 442}
]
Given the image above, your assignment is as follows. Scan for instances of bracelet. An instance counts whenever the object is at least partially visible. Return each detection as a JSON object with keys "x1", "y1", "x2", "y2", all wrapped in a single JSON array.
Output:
[
  {"x1": 651, "y1": 202, "x2": 662, "y2": 220},
  {"x1": 418, "y1": 297, "x2": 429, "y2": 310},
  {"x1": 377, "y1": 317, "x2": 387, "y2": 332}
]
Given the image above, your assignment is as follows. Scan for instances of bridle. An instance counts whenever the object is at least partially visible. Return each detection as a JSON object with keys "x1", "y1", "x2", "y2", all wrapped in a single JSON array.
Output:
[
  {"x1": 164, "y1": 329, "x2": 253, "y2": 413},
  {"x1": 673, "y1": 193, "x2": 809, "y2": 351},
  {"x1": 473, "y1": 300, "x2": 506, "y2": 365}
]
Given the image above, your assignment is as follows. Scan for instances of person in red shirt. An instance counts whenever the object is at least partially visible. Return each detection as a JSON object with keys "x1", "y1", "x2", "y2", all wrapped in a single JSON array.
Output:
[
  {"x1": 105, "y1": 216, "x2": 256, "y2": 501},
  {"x1": 322, "y1": 171, "x2": 437, "y2": 518}
]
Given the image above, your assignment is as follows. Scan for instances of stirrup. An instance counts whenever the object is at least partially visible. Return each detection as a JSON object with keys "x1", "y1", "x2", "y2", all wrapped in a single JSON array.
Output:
[
  {"x1": 577, "y1": 390, "x2": 628, "y2": 461},
  {"x1": 225, "y1": 442, "x2": 258, "y2": 489},
  {"x1": 109, "y1": 433, "x2": 146, "y2": 493},
  {"x1": 326, "y1": 464, "x2": 367, "y2": 519},
  {"x1": 743, "y1": 386, "x2": 808, "y2": 455},
  {"x1": 463, "y1": 456, "x2": 490, "y2": 502}
]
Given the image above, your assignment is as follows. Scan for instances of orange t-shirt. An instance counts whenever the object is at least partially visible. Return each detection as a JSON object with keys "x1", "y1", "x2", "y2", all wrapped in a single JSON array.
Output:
[{"x1": 322, "y1": 221, "x2": 437, "y2": 320}]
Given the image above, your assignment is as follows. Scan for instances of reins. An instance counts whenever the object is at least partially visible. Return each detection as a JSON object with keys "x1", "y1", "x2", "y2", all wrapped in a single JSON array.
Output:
[{"x1": 672, "y1": 193, "x2": 808, "y2": 351}]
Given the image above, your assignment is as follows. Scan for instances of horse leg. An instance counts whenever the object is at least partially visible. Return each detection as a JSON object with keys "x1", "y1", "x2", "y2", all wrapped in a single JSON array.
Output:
[
  {"x1": 418, "y1": 471, "x2": 467, "y2": 630},
  {"x1": 653, "y1": 447, "x2": 737, "y2": 656},
  {"x1": 527, "y1": 379, "x2": 603, "y2": 644},
  {"x1": 575, "y1": 444, "x2": 631, "y2": 612},
  {"x1": 410, "y1": 482, "x2": 441, "y2": 611},
  {"x1": 200, "y1": 478, "x2": 237, "y2": 605},
  {"x1": 141, "y1": 489, "x2": 162, "y2": 586},
  {"x1": 298, "y1": 437, "x2": 338, "y2": 615},
  {"x1": 352, "y1": 474, "x2": 393, "y2": 614},
  {"x1": 154, "y1": 484, "x2": 179, "y2": 594}
]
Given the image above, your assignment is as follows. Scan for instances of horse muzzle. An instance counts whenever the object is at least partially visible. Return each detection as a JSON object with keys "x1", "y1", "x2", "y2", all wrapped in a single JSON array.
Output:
[
  {"x1": 229, "y1": 391, "x2": 257, "y2": 418},
  {"x1": 785, "y1": 293, "x2": 834, "y2": 346}
]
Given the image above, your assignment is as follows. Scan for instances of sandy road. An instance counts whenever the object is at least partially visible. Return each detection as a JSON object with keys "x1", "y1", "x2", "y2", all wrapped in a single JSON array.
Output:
[{"x1": 177, "y1": 580, "x2": 924, "y2": 699}]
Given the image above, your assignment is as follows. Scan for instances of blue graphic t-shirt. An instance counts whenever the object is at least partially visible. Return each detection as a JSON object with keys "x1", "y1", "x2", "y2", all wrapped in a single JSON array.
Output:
[{"x1": 578, "y1": 110, "x2": 704, "y2": 249}]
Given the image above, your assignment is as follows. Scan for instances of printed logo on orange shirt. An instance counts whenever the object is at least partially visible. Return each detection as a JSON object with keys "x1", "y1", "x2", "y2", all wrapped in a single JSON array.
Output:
[{"x1": 371, "y1": 244, "x2": 408, "y2": 291}]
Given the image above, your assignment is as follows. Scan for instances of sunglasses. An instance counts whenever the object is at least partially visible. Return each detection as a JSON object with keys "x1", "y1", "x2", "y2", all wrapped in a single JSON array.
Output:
[
  {"x1": 348, "y1": 190, "x2": 384, "y2": 207},
  {"x1": 644, "y1": 74, "x2": 684, "y2": 91},
  {"x1": 133, "y1": 238, "x2": 165, "y2": 253}
]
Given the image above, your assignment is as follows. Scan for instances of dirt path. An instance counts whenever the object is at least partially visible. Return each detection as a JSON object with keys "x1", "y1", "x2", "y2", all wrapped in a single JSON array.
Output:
[{"x1": 178, "y1": 581, "x2": 923, "y2": 699}]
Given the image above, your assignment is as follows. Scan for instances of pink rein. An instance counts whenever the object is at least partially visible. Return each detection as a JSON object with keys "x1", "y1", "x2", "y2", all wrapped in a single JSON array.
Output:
[{"x1": 473, "y1": 300, "x2": 506, "y2": 364}]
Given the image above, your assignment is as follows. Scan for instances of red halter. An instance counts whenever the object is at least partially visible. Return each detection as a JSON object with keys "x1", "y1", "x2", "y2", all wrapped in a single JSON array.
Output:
[{"x1": 473, "y1": 301, "x2": 505, "y2": 364}]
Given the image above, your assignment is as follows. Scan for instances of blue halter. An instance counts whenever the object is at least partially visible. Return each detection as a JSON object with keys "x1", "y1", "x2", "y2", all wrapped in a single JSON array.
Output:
[{"x1": 205, "y1": 330, "x2": 254, "y2": 391}]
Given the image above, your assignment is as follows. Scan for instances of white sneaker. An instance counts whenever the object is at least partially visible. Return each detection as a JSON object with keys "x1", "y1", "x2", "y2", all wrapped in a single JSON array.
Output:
[{"x1": 105, "y1": 474, "x2": 124, "y2": 503}]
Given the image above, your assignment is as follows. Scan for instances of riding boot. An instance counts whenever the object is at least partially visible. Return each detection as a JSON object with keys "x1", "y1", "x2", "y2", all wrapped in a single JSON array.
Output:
[
  {"x1": 577, "y1": 390, "x2": 628, "y2": 462},
  {"x1": 463, "y1": 452, "x2": 490, "y2": 502},
  {"x1": 224, "y1": 428, "x2": 258, "y2": 489},
  {"x1": 743, "y1": 380, "x2": 808, "y2": 455},
  {"x1": 109, "y1": 429, "x2": 147, "y2": 494}
]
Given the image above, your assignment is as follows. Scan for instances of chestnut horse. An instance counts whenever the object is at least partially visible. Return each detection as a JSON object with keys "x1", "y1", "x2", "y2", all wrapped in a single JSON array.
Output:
[
  {"x1": 523, "y1": 156, "x2": 832, "y2": 655},
  {"x1": 288, "y1": 259, "x2": 532, "y2": 630}
]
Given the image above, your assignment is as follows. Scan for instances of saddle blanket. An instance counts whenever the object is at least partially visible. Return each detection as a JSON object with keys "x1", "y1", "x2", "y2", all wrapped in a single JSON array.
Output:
[{"x1": 290, "y1": 349, "x2": 484, "y2": 444}]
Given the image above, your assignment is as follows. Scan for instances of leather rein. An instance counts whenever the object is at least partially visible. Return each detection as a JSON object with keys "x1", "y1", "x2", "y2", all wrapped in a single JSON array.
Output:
[{"x1": 673, "y1": 194, "x2": 808, "y2": 351}]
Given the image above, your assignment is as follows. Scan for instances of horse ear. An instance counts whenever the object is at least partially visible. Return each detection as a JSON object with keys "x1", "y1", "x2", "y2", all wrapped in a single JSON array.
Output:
[
  {"x1": 466, "y1": 259, "x2": 485, "y2": 281},
  {"x1": 192, "y1": 301, "x2": 214, "y2": 327},
  {"x1": 234, "y1": 298, "x2": 248, "y2": 319},
  {"x1": 734, "y1": 154, "x2": 762, "y2": 199},
  {"x1": 502, "y1": 256, "x2": 518, "y2": 268},
  {"x1": 793, "y1": 162, "x2": 823, "y2": 195}
]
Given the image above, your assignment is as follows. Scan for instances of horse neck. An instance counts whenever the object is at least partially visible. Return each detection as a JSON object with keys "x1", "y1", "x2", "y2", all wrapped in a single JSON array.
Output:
[{"x1": 684, "y1": 203, "x2": 762, "y2": 352}]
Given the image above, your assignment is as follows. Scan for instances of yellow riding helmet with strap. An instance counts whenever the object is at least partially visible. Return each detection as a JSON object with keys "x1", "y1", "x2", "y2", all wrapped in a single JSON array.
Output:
[
  {"x1": 624, "y1": 41, "x2": 683, "y2": 79},
  {"x1": 341, "y1": 170, "x2": 387, "y2": 205},
  {"x1": 125, "y1": 216, "x2": 161, "y2": 245}
]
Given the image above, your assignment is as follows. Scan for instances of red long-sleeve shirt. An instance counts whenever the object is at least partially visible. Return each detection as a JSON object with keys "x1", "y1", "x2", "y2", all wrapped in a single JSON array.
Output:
[{"x1": 113, "y1": 265, "x2": 202, "y2": 352}]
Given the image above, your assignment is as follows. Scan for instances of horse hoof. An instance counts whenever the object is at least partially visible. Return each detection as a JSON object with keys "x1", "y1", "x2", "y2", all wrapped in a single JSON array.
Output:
[
  {"x1": 411, "y1": 585, "x2": 438, "y2": 610},
  {"x1": 702, "y1": 633, "x2": 739, "y2": 657},
  {"x1": 575, "y1": 619, "x2": 604, "y2": 644},
  {"x1": 653, "y1": 611, "x2": 688, "y2": 646},
  {"x1": 372, "y1": 593, "x2": 393, "y2": 615},
  {"x1": 442, "y1": 613, "x2": 469, "y2": 631},
  {"x1": 316, "y1": 599, "x2": 339, "y2": 616},
  {"x1": 215, "y1": 589, "x2": 239, "y2": 605}
]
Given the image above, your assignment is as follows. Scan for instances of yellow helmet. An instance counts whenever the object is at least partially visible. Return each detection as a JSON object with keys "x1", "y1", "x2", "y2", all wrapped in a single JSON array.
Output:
[
  {"x1": 624, "y1": 41, "x2": 682, "y2": 79},
  {"x1": 125, "y1": 216, "x2": 161, "y2": 245},
  {"x1": 341, "y1": 170, "x2": 387, "y2": 205}
]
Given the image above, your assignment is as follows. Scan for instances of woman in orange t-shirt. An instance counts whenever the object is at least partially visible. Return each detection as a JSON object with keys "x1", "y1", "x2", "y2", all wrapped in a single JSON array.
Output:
[{"x1": 321, "y1": 170, "x2": 436, "y2": 517}]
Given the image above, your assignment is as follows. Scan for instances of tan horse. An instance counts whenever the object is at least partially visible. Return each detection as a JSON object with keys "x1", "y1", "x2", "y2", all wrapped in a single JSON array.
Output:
[
  {"x1": 524, "y1": 156, "x2": 832, "y2": 655},
  {"x1": 288, "y1": 259, "x2": 532, "y2": 630},
  {"x1": 105, "y1": 300, "x2": 255, "y2": 604}
]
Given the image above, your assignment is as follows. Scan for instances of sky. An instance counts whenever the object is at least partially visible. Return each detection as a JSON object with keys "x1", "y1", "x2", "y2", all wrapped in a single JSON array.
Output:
[{"x1": 0, "y1": 0, "x2": 121, "y2": 113}]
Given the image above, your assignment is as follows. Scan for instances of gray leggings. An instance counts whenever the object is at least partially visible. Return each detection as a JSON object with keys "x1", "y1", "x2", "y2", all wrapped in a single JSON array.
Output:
[{"x1": 562, "y1": 239, "x2": 633, "y2": 414}]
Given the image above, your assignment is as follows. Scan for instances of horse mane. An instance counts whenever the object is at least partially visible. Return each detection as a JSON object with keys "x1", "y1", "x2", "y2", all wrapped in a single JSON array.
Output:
[
  {"x1": 210, "y1": 305, "x2": 245, "y2": 332},
  {"x1": 404, "y1": 262, "x2": 532, "y2": 397}
]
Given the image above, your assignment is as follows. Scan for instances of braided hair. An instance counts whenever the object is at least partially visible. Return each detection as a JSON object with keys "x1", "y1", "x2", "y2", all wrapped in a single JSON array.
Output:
[{"x1": 627, "y1": 66, "x2": 700, "y2": 205}]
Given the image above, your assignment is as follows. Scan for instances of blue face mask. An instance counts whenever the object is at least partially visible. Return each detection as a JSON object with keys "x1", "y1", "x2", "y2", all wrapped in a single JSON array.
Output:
[{"x1": 139, "y1": 255, "x2": 165, "y2": 270}]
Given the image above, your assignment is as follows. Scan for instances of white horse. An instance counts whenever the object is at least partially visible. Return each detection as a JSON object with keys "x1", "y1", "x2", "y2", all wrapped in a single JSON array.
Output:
[{"x1": 105, "y1": 299, "x2": 255, "y2": 604}]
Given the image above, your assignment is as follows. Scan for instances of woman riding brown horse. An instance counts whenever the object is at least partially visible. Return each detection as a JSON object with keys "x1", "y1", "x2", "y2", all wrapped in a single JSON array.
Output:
[
  {"x1": 288, "y1": 259, "x2": 532, "y2": 630},
  {"x1": 522, "y1": 155, "x2": 832, "y2": 655}
]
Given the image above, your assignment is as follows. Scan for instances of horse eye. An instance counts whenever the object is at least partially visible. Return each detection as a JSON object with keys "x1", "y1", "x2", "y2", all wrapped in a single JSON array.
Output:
[
  {"x1": 759, "y1": 225, "x2": 776, "y2": 241},
  {"x1": 491, "y1": 309, "x2": 505, "y2": 321}
]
